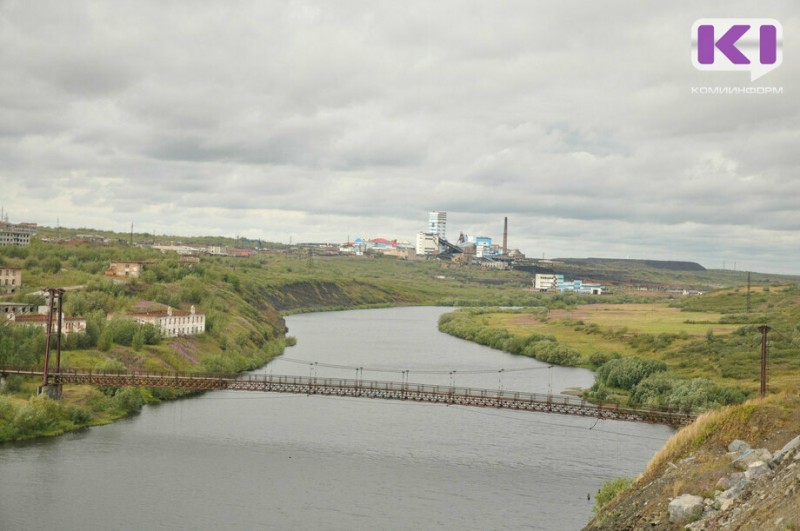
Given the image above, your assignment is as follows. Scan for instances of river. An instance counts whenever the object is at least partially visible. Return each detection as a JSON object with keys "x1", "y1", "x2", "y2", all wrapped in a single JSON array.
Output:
[{"x1": 0, "y1": 307, "x2": 673, "y2": 530}]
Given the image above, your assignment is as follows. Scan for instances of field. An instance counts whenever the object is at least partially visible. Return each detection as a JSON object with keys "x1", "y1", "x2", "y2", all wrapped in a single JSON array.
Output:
[
  {"x1": 486, "y1": 303, "x2": 741, "y2": 359},
  {"x1": 438, "y1": 286, "x2": 800, "y2": 409}
]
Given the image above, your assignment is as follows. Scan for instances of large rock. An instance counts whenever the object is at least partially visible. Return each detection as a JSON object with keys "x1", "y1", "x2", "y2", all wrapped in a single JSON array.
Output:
[
  {"x1": 771, "y1": 435, "x2": 800, "y2": 467},
  {"x1": 715, "y1": 476, "x2": 731, "y2": 491},
  {"x1": 718, "y1": 474, "x2": 747, "y2": 503},
  {"x1": 728, "y1": 439, "x2": 751, "y2": 453},
  {"x1": 732, "y1": 448, "x2": 773, "y2": 470},
  {"x1": 744, "y1": 460, "x2": 771, "y2": 481},
  {"x1": 669, "y1": 494, "x2": 705, "y2": 524}
]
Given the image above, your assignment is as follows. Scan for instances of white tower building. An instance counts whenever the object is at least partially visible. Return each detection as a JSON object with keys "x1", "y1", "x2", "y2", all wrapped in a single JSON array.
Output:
[{"x1": 427, "y1": 211, "x2": 447, "y2": 242}]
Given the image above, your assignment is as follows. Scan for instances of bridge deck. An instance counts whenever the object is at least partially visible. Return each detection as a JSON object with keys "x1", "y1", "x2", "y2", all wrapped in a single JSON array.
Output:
[{"x1": 1, "y1": 367, "x2": 695, "y2": 427}]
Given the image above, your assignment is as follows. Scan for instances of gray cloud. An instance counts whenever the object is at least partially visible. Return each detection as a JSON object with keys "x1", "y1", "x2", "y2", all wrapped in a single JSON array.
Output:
[{"x1": 0, "y1": 0, "x2": 798, "y2": 273}]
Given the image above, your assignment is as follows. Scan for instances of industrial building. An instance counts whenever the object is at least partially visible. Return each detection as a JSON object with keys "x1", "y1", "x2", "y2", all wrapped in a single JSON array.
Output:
[
  {"x1": 0, "y1": 220, "x2": 37, "y2": 247},
  {"x1": 417, "y1": 211, "x2": 448, "y2": 256}
]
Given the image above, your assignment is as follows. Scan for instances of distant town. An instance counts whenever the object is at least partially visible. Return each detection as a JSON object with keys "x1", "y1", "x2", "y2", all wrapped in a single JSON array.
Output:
[{"x1": 1, "y1": 210, "x2": 614, "y2": 295}]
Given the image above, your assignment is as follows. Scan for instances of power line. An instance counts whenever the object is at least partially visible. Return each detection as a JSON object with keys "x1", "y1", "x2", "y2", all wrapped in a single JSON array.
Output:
[
  {"x1": 449, "y1": 405, "x2": 672, "y2": 441},
  {"x1": 184, "y1": 391, "x2": 673, "y2": 440}
]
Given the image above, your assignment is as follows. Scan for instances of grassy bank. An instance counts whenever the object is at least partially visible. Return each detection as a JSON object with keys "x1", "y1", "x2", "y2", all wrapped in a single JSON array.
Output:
[
  {"x1": 3, "y1": 234, "x2": 799, "y2": 441},
  {"x1": 0, "y1": 237, "x2": 557, "y2": 442},
  {"x1": 437, "y1": 286, "x2": 800, "y2": 412}
]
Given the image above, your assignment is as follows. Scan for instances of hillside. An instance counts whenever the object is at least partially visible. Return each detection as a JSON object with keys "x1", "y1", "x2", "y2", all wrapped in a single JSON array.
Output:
[
  {"x1": 2, "y1": 231, "x2": 800, "y2": 528},
  {"x1": 434, "y1": 284, "x2": 800, "y2": 528},
  {"x1": 0, "y1": 234, "x2": 551, "y2": 441},
  {"x1": 585, "y1": 392, "x2": 800, "y2": 530},
  {"x1": 560, "y1": 258, "x2": 707, "y2": 272}
]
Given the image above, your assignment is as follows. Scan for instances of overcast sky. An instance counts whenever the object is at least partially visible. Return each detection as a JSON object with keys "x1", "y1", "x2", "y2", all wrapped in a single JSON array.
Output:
[{"x1": 1, "y1": 1, "x2": 798, "y2": 274}]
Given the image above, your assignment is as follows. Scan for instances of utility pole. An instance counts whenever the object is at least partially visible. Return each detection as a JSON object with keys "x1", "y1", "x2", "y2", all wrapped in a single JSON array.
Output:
[
  {"x1": 758, "y1": 325, "x2": 770, "y2": 398},
  {"x1": 746, "y1": 272, "x2": 751, "y2": 314}
]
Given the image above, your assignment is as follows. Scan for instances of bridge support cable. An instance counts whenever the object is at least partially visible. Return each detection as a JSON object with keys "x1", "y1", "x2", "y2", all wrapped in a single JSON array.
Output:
[{"x1": 0, "y1": 367, "x2": 695, "y2": 427}]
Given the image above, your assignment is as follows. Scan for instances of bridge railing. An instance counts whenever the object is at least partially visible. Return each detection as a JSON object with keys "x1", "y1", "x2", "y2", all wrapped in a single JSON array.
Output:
[
  {"x1": 1, "y1": 365, "x2": 693, "y2": 421},
  {"x1": 237, "y1": 373, "x2": 685, "y2": 417}
]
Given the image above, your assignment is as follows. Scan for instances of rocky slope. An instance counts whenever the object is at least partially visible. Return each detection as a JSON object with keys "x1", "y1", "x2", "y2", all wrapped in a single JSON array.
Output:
[{"x1": 585, "y1": 393, "x2": 800, "y2": 530}]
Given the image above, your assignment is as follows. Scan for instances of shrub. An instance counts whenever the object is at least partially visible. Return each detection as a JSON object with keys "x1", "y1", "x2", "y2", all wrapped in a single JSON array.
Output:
[
  {"x1": 0, "y1": 325, "x2": 47, "y2": 366},
  {"x1": 665, "y1": 378, "x2": 745, "y2": 413},
  {"x1": 631, "y1": 373, "x2": 747, "y2": 413},
  {"x1": 41, "y1": 257, "x2": 62, "y2": 274},
  {"x1": 12, "y1": 395, "x2": 63, "y2": 437},
  {"x1": 131, "y1": 329, "x2": 144, "y2": 351},
  {"x1": 113, "y1": 387, "x2": 145, "y2": 413},
  {"x1": 589, "y1": 351, "x2": 620, "y2": 367},
  {"x1": 178, "y1": 276, "x2": 208, "y2": 304},
  {"x1": 68, "y1": 406, "x2": 92, "y2": 424},
  {"x1": 596, "y1": 357, "x2": 667, "y2": 391},
  {"x1": 201, "y1": 354, "x2": 239, "y2": 374},
  {"x1": 593, "y1": 477, "x2": 632, "y2": 513},
  {"x1": 1, "y1": 375, "x2": 25, "y2": 393},
  {"x1": 97, "y1": 327, "x2": 113, "y2": 351}
]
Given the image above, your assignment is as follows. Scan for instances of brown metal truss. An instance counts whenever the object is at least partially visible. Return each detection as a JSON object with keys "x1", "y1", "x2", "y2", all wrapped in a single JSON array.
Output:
[{"x1": 2, "y1": 367, "x2": 695, "y2": 427}]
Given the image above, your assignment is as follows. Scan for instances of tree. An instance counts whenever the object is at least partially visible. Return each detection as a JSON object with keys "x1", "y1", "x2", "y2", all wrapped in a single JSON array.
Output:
[
  {"x1": 98, "y1": 327, "x2": 113, "y2": 351},
  {"x1": 131, "y1": 329, "x2": 144, "y2": 351},
  {"x1": 596, "y1": 357, "x2": 668, "y2": 391}
]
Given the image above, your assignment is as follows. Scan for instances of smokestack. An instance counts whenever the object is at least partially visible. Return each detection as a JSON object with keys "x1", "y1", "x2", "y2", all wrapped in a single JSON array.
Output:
[{"x1": 502, "y1": 217, "x2": 508, "y2": 255}]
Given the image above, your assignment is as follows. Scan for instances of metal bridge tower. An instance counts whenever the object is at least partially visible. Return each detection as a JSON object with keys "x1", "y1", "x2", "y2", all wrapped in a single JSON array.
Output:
[{"x1": 38, "y1": 288, "x2": 65, "y2": 399}]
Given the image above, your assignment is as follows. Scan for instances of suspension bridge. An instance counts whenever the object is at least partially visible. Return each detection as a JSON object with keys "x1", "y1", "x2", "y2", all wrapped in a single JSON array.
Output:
[
  {"x1": 1, "y1": 289, "x2": 696, "y2": 427},
  {"x1": 0, "y1": 366, "x2": 695, "y2": 427}
]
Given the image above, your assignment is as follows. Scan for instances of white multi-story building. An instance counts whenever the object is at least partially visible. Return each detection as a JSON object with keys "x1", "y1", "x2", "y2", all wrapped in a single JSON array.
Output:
[
  {"x1": 416, "y1": 232, "x2": 438, "y2": 256},
  {"x1": 127, "y1": 305, "x2": 206, "y2": 338},
  {"x1": 416, "y1": 211, "x2": 448, "y2": 256},
  {"x1": 533, "y1": 274, "x2": 564, "y2": 291},
  {"x1": 0, "y1": 221, "x2": 37, "y2": 247},
  {"x1": 427, "y1": 211, "x2": 447, "y2": 242},
  {"x1": 475, "y1": 237, "x2": 493, "y2": 258}
]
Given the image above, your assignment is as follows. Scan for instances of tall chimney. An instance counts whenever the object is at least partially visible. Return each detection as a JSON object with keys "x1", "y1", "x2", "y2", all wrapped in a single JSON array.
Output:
[{"x1": 502, "y1": 217, "x2": 508, "y2": 255}]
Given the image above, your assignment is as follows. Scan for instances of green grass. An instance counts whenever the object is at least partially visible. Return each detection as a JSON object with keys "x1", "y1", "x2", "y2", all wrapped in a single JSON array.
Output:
[
  {"x1": 440, "y1": 286, "x2": 800, "y2": 399},
  {"x1": 2, "y1": 232, "x2": 799, "y2": 441}
]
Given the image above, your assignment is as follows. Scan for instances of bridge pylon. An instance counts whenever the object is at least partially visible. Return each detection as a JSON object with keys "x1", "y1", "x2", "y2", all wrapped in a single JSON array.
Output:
[{"x1": 38, "y1": 288, "x2": 64, "y2": 399}]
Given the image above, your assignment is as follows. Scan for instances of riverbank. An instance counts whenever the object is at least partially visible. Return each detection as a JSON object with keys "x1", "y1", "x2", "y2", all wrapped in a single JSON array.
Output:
[
  {"x1": 0, "y1": 241, "x2": 555, "y2": 443},
  {"x1": 1, "y1": 306, "x2": 666, "y2": 531},
  {"x1": 585, "y1": 392, "x2": 800, "y2": 529},
  {"x1": 436, "y1": 290, "x2": 800, "y2": 412},
  {"x1": 433, "y1": 303, "x2": 800, "y2": 528}
]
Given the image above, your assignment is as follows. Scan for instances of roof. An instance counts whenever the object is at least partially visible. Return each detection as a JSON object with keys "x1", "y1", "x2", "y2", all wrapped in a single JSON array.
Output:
[
  {"x1": 369, "y1": 238, "x2": 396, "y2": 245},
  {"x1": 12, "y1": 314, "x2": 85, "y2": 322},
  {"x1": 126, "y1": 305, "x2": 202, "y2": 318},
  {"x1": 128, "y1": 310, "x2": 193, "y2": 318}
]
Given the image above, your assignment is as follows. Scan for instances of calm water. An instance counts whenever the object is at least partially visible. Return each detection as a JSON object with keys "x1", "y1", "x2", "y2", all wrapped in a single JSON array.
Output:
[{"x1": 0, "y1": 307, "x2": 673, "y2": 530}]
